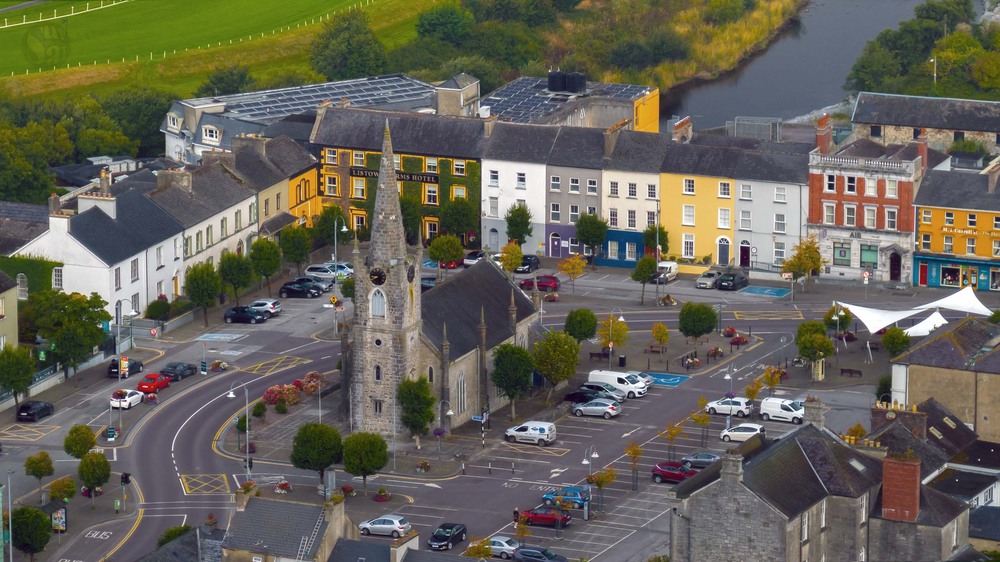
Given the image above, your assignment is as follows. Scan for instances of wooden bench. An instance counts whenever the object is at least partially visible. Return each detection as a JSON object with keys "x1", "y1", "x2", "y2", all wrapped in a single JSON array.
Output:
[
  {"x1": 589, "y1": 350, "x2": 610, "y2": 361},
  {"x1": 868, "y1": 341, "x2": 882, "y2": 351},
  {"x1": 840, "y1": 368, "x2": 863, "y2": 378},
  {"x1": 644, "y1": 344, "x2": 665, "y2": 354}
]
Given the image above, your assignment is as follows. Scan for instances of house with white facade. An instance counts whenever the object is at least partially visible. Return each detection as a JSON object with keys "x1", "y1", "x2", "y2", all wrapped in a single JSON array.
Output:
[{"x1": 543, "y1": 126, "x2": 607, "y2": 258}]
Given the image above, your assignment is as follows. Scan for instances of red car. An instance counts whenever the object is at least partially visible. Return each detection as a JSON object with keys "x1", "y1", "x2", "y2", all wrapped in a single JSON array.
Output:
[
  {"x1": 652, "y1": 461, "x2": 699, "y2": 484},
  {"x1": 137, "y1": 374, "x2": 171, "y2": 394},
  {"x1": 521, "y1": 506, "x2": 572, "y2": 527},
  {"x1": 519, "y1": 275, "x2": 560, "y2": 293},
  {"x1": 439, "y1": 260, "x2": 461, "y2": 269}
]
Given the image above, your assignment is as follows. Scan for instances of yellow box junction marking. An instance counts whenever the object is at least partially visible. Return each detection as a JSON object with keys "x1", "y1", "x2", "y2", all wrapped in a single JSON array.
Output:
[
  {"x1": 181, "y1": 474, "x2": 231, "y2": 495},
  {"x1": 240, "y1": 355, "x2": 311, "y2": 375}
]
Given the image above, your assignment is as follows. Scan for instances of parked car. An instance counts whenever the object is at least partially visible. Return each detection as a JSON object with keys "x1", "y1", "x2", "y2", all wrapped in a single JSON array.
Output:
[
  {"x1": 224, "y1": 306, "x2": 268, "y2": 324},
  {"x1": 110, "y1": 389, "x2": 144, "y2": 410},
  {"x1": 572, "y1": 398, "x2": 621, "y2": 419},
  {"x1": 696, "y1": 270, "x2": 720, "y2": 289},
  {"x1": 504, "y1": 421, "x2": 556, "y2": 446},
  {"x1": 518, "y1": 275, "x2": 560, "y2": 293},
  {"x1": 542, "y1": 485, "x2": 591, "y2": 508},
  {"x1": 160, "y1": 362, "x2": 197, "y2": 381},
  {"x1": 563, "y1": 389, "x2": 617, "y2": 404},
  {"x1": 578, "y1": 382, "x2": 627, "y2": 402},
  {"x1": 627, "y1": 370, "x2": 656, "y2": 388},
  {"x1": 760, "y1": 397, "x2": 804, "y2": 424},
  {"x1": 652, "y1": 461, "x2": 699, "y2": 484},
  {"x1": 705, "y1": 397, "x2": 753, "y2": 417},
  {"x1": 515, "y1": 255, "x2": 540, "y2": 273},
  {"x1": 520, "y1": 506, "x2": 571, "y2": 527},
  {"x1": 426, "y1": 522, "x2": 467, "y2": 550},
  {"x1": 304, "y1": 264, "x2": 340, "y2": 281},
  {"x1": 248, "y1": 298, "x2": 282, "y2": 318},
  {"x1": 279, "y1": 281, "x2": 321, "y2": 299},
  {"x1": 322, "y1": 261, "x2": 354, "y2": 279},
  {"x1": 717, "y1": 272, "x2": 749, "y2": 290},
  {"x1": 513, "y1": 546, "x2": 569, "y2": 562},
  {"x1": 108, "y1": 358, "x2": 143, "y2": 378},
  {"x1": 463, "y1": 250, "x2": 487, "y2": 267},
  {"x1": 721, "y1": 423, "x2": 765, "y2": 442},
  {"x1": 292, "y1": 276, "x2": 334, "y2": 292},
  {"x1": 359, "y1": 514, "x2": 410, "y2": 537},
  {"x1": 489, "y1": 536, "x2": 520, "y2": 559},
  {"x1": 680, "y1": 451, "x2": 721, "y2": 469},
  {"x1": 439, "y1": 259, "x2": 461, "y2": 269},
  {"x1": 16, "y1": 401, "x2": 54, "y2": 422},
  {"x1": 137, "y1": 374, "x2": 171, "y2": 394}
]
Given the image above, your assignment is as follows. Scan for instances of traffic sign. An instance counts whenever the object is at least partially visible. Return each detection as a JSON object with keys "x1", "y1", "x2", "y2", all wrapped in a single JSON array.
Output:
[
  {"x1": 200, "y1": 360, "x2": 208, "y2": 375},
  {"x1": 107, "y1": 427, "x2": 117, "y2": 440},
  {"x1": 150, "y1": 328, "x2": 158, "y2": 337},
  {"x1": 863, "y1": 271, "x2": 870, "y2": 279},
  {"x1": 782, "y1": 272, "x2": 793, "y2": 279},
  {"x1": 471, "y1": 415, "x2": 483, "y2": 422}
]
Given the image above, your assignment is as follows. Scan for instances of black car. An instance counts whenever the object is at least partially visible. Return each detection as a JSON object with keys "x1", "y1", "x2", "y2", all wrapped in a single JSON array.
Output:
[
  {"x1": 291, "y1": 275, "x2": 334, "y2": 292},
  {"x1": 680, "y1": 451, "x2": 721, "y2": 469},
  {"x1": 717, "y1": 273, "x2": 749, "y2": 290},
  {"x1": 513, "y1": 546, "x2": 569, "y2": 562},
  {"x1": 279, "y1": 281, "x2": 321, "y2": 299},
  {"x1": 161, "y1": 362, "x2": 197, "y2": 381},
  {"x1": 563, "y1": 389, "x2": 615, "y2": 403},
  {"x1": 427, "y1": 522, "x2": 467, "y2": 551},
  {"x1": 17, "y1": 401, "x2": 54, "y2": 422},
  {"x1": 108, "y1": 357, "x2": 144, "y2": 378},
  {"x1": 515, "y1": 255, "x2": 540, "y2": 273},
  {"x1": 224, "y1": 306, "x2": 268, "y2": 324}
]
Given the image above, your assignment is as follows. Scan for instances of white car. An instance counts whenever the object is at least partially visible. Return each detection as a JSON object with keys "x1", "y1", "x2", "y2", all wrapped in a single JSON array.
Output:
[
  {"x1": 705, "y1": 397, "x2": 752, "y2": 417},
  {"x1": 359, "y1": 514, "x2": 411, "y2": 537},
  {"x1": 721, "y1": 423, "x2": 765, "y2": 442},
  {"x1": 110, "y1": 389, "x2": 144, "y2": 409},
  {"x1": 489, "y1": 536, "x2": 520, "y2": 559}
]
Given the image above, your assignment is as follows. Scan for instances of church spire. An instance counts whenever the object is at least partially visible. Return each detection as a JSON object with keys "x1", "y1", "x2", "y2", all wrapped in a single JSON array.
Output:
[{"x1": 369, "y1": 120, "x2": 406, "y2": 265}]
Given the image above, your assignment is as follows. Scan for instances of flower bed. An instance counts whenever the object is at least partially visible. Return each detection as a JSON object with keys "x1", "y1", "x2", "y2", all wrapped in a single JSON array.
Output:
[
  {"x1": 722, "y1": 327, "x2": 736, "y2": 337},
  {"x1": 730, "y1": 335, "x2": 748, "y2": 346},
  {"x1": 273, "y1": 480, "x2": 293, "y2": 494},
  {"x1": 374, "y1": 487, "x2": 391, "y2": 502},
  {"x1": 341, "y1": 485, "x2": 356, "y2": 497}
]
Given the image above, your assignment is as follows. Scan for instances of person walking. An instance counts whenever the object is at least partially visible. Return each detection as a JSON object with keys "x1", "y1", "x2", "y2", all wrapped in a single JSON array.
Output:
[{"x1": 513, "y1": 507, "x2": 519, "y2": 523}]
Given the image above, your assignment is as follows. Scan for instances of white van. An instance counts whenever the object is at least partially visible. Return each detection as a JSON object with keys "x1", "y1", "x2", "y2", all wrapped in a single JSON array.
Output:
[
  {"x1": 588, "y1": 369, "x2": 647, "y2": 399},
  {"x1": 650, "y1": 261, "x2": 679, "y2": 284},
  {"x1": 504, "y1": 421, "x2": 557, "y2": 446},
  {"x1": 759, "y1": 397, "x2": 804, "y2": 424}
]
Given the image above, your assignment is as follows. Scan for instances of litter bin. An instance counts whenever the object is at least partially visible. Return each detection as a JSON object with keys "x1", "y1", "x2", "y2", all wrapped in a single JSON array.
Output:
[{"x1": 618, "y1": 355, "x2": 626, "y2": 368}]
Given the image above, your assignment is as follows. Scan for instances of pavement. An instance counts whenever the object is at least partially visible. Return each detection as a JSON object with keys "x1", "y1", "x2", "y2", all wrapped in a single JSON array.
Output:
[{"x1": 16, "y1": 253, "x2": 1000, "y2": 559}]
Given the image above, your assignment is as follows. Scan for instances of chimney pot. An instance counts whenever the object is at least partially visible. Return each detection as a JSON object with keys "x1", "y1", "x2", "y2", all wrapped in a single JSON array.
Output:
[
  {"x1": 816, "y1": 114, "x2": 832, "y2": 155},
  {"x1": 671, "y1": 116, "x2": 693, "y2": 144}
]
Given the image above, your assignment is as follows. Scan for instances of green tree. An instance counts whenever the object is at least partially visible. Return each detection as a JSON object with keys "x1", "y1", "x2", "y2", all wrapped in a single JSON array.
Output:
[
  {"x1": 990, "y1": 310, "x2": 1000, "y2": 325},
  {"x1": 64, "y1": 424, "x2": 96, "y2": 460},
  {"x1": 249, "y1": 238, "x2": 282, "y2": 297},
  {"x1": 824, "y1": 306, "x2": 854, "y2": 333},
  {"x1": 399, "y1": 194, "x2": 424, "y2": 245},
  {"x1": 428, "y1": 234, "x2": 465, "y2": 280},
  {"x1": 596, "y1": 314, "x2": 629, "y2": 351},
  {"x1": 557, "y1": 254, "x2": 586, "y2": 295},
  {"x1": 0, "y1": 344, "x2": 36, "y2": 407},
  {"x1": 499, "y1": 241, "x2": 523, "y2": 278},
  {"x1": 24, "y1": 451, "x2": 54, "y2": 504},
  {"x1": 440, "y1": 196, "x2": 477, "y2": 239},
  {"x1": 254, "y1": 68, "x2": 326, "y2": 90},
  {"x1": 398, "y1": 377, "x2": 436, "y2": 449},
  {"x1": 630, "y1": 256, "x2": 657, "y2": 305},
  {"x1": 467, "y1": 21, "x2": 543, "y2": 68},
  {"x1": 575, "y1": 213, "x2": 609, "y2": 262},
  {"x1": 972, "y1": 51, "x2": 1000, "y2": 90},
  {"x1": 78, "y1": 451, "x2": 111, "y2": 508},
  {"x1": 219, "y1": 251, "x2": 254, "y2": 307},
  {"x1": 75, "y1": 128, "x2": 138, "y2": 160},
  {"x1": 491, "y1": 343, "x2": 534, "y2": 420},
  {"x1": 642, "y1": 225, "x2": 669, "y2": 258},
  {"x1": 158, "y1": 525, "x2": 193, "y2": 547},
  {"x1": 30, "y1": 290, "x2": 111, "y2": 381},
  {"x1": 882, "y1": 326, "x2": 912, "y2": 356},
  {"x1": 11, "y1": 506, "x2": 50, "y2": 562},
  {"x1": 797, "y1": 333, "x2": 834, "y2": 363},
  {"x1": 845, "y1": 41, "x2": 902, "y2": 92},
  {"x1": 312, "y1": 204, "x2": 351, "y2": 248},
  {"x1": 796, "y1": 320, "x2": 827, "y2": 342},
  {"x1": 533, "y1": 331, "x2": 580, "y2": 402},
  {"x1": 342, "y1": 432, "x2": 388, "y2": 496},
  {"x1": 310, "y1": 11, "x2": 387, "y2": 80},
  {"x1": 439, "y1": 56, "x2": 504, "y2": 94},
  {"x1": 505, "y1": 202, "x2": 533, "y2": 245},
  {"x1": 48, "y1": 476, "x2": 76, "y2": 502},
  {"x1": 564, "y1": 309, "x2": 597, "y2": 343},
  {"x1": 340, "y1": 276, "x2": 355, "y2": 300},
  {"x1": 678, "y1": 302, "x2": 717, "y2": 340},
  {"x1": 417, "y1": 2, "x2": 476, "y2": 46},
  {"x1": 652, "y1": 322, "x2": 670, "y2": 347},
  {"x1": 290, "y1": 423, "x2": 343, "y2": 485},
  {"x1": 184, "y1": 262, "x2": 222, "y2": 327},
  {"x1": 782, "y1": 235, "x2": 825, "y2": 292},
  {"x1": 193, "y1": 65, "x2": 256, "y2": 97},
  {"x1": 280, "y1": 225, "x2": 313, "y2": 275},
  {"x1": 100, "y1": 86, "x2": 177, "y2": 156}
]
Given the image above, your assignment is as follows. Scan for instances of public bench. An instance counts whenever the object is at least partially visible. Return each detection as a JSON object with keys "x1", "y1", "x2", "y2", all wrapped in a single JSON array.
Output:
[
  {"x1": 840, "y1": 368, "x2": 863, "y2": 378},
  {"x1": 868, "y1": 341, "x2": 881, "y2": 352},
  {"x1": 644, "y1": 344, "x2": 665, "y2": 354},
  {"x1": 589, "y1": 349, "x2": 610, "y2": 361}
]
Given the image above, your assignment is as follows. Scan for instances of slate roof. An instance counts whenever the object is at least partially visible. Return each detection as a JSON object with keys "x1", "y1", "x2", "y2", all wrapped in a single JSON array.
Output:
[
  {"x1": 929, "y1": 468, "x2": 999, "y2": 502},
  {"x1": 262, "y1": 111, "x2": 319, "y2": 147},
  {"x1": 483, "y1": 122, "x2": 560, "y2": 164},
  {"x1": 607, "y1": 129, "x2": 672, "y2": 173},
  {"x1": 482, "y1": 75, "x2": 653, "y2": 124},
  {"x1": 734, "y1": 151, "x2": 809, "y2": 184},
  {"x1": 852, "y1": 92, "x2": 1000, "y2": 134},
  {"x1": 690, "y1": 132, "x2": 814, "y2": 155},
  {"x1": 137, "y1": 527, "x2": 225, "y2": 562},
  {"x1": 403, "y1": 549, "x2": 470, "y2": 561},
  {"x1": 0, "y1": 271, "x2": 15, "y2": 293},
  {"x1": 914, "y1": 170, "x2": 1000, "y2": 212},
  {"x1": 145, "y1": 161, "x2": 255, "y2": 228},
  {"x1": 261, "y1": 212, "x2": 298, "y2": 235},
  {"x1": 893, "y1": 317, "x2": 1000, "y2": 373},
  {"x1": 953, "y1": 440, "x2": 1000, "y2": 471},
  {"x1": 327, "y1": 539, "x2": 390, "y2": 562},
  {"x1": 231, "y1": 148, "x2": 285, "y2": 190},
  {"x1": 546, "y1": 126, "x2": 607, "y2": 169},
  {"x1": 660, "y1": 143, "x2": 740, "y2": 177},
  {"x1": 867, "y1": 422, "x2": 951, "y2": 479},
  {"x1": 221, "y1": 498, "x2": 327, "y2": 558},
  {"x1": 0, "y1": 201, "x2": 48, "y2": 255},
  {"x1": 421, "y1": 259, "x2": 535, "y2": 358},
  {"x1": 947, "y1": 543, "x2": 989, "y2": 562},
  {"x1": 970, "y1": 506, "x2": 1000, "y2": 541},
  {"x1": 310, "y1": 107, "x2": 486, "y2": 159},
  {"x1": 871, "y1": 481, "x2": 968, "y2": 528},
  {"x1": 921, "y1": 397, "x2": 979, "y2": 457},
  {"x1": 261, "y1": 135, "x2": 317, "y2": 177},
  {"x1": 437, "y1": 73, "x2": 478, "y2": 90}
]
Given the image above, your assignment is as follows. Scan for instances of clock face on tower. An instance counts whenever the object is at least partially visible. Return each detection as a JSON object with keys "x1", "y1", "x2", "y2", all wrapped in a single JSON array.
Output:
[
  {"x1": 369, "y1": 268, "x2": 386, "y2": 285},
  {"x1": 407, "y1": 265, "x2": 415, "y2": 282}
]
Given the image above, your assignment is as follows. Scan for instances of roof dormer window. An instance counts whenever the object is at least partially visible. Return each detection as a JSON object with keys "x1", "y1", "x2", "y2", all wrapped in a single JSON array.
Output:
[
  {"x1": 202, "y1": 126, "x2": 221, "y2": 145},
  {"x1": 167, "y1": 114, "x2": 180, "y2": 132}
]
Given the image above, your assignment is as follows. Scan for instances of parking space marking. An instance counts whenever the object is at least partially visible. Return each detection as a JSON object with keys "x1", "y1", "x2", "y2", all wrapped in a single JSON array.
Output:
[
  {"x1": 732, "y1": 310, "x2": 803, "y2": 320},
  {"x1": 240, "y1": 355, "x2": 311, "y2": 375},
  {"x1": 646, "y1": 373, "x2": 690, "y2": 387},
  {"x1": 195, "y1": 333, "x2": 245, "y2": 342},
  {"x1": 0, "y1": 423, "x2": 62, "y2": 441},
  {"x1": 181, "y1": 474, "x2": 231, "y2": 494},
  {"x1": 498, "y1": 442, "x2": 571, "y2": 457}
]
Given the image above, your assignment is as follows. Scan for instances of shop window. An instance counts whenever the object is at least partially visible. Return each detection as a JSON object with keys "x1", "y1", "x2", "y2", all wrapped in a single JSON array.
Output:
[
  {"x1": 990, "y1": 270, "x2": 1000, "y2": 290},
  {"x1": 942, "y1": 266, "x2": 961, "y2": 287},
  {"x1": 860, "y1": 245, "x2": 878, "y2": 269},
  {"x1": 833, "y1": 243, "x2": 851, "y2": 266}
]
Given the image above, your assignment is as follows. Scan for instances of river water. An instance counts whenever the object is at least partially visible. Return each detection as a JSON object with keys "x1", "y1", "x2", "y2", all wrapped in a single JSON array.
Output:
[{"x1": 661, "y1": 0, "x2": 986, "y2": 130}]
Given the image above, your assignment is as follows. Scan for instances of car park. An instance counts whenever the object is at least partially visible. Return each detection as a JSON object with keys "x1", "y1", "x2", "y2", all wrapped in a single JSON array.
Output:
[
  {"x1": 489, "y1": 536, "x2": 520, "y2": 559},
  {"x1": 304, "y1": 264, "x2": 340, "y2": 281},
  {"x1": 717, "y1": 272, "x2": 749, "y2": 290},
  {"x1": 542, "y1": 485, "x2": 591, "y2": 508},
  {"x1": 705, "y1": 397, "x2": 753, "y2": 417},
  {"x1": 572, "y1": 398, "x2": 621, "y2": 419},
  {"x1": 515, "y1": 255, "x2": 540, "y2": 273},
  {"x1": 588, "y1": 369, "x2": 647, "y2": 399},
  {"x1": 426, "y1": 522, "x2": 467, "y2": 550},
  {"x1": 160, "y1": 362, "x2": 197, "y2": 381},
  {"x1": 563, "y1": 389, "x2": 617, "y2": 404},
  {"x1": 696, "y1": 271, "x2": 720, "y2": 289},
  {"x1": 578, "y1": 382, "x2": 627, "y2": 402},
  {"x1": 504, "y1": 421, "x2": 556, "y2": 446},
  {"x1": 680, "y1": 451, "x2": 721, "y2": 469},
  {"x1": 359, "y1": 514, "x2": 410, "y2": 537},
  {"x1": 520, "y1": 506, "x2": 571, "y2": 527},
  {"x1": 110, "y1": 389, "x2": 144, "y2": 410},
  {"x1": 652, "y1": 461, "x2": 699, "y2": 484},
  {"x1": 292, "y1": 276, "x2": 334, "y2": 292},
  {"x1": 108, "y1": 358, "x2": 143, "y2": 378},
  {"x1": 279, "y1": 281, "x2": 321, "y2": 298},
  {"x1": 721, "y1": 423, "x2": 765, "y2": 442},
  {"x1": 463, "y1": 250, "x2": 486, "y2": 267},
  {"x1": 224, "y1": 306, "x2": 268, "y2": 324},
  {"x1": 512, "y1": 546, "x2": 569, "y2": 562},
  {"x1": 518, "y1": 275, "x2": 560, "y2": 293},
  {"x1": 760, "y1": 397, "x2": 804, "y2": 424},
  {"x1": 248, "y1": 298, "x2": 282, "y2": 318},
  {"x1": 137, "y1": 374, "x2": 171, "y2": 394},
  {"x1": 16, "y1": 401, "x2": 54, "y2": 422}
]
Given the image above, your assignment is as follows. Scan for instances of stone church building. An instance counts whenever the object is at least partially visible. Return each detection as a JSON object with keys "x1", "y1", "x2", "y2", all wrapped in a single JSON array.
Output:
[{"x1": 347, "y1": 123, "x2": 540, "y2": 437}]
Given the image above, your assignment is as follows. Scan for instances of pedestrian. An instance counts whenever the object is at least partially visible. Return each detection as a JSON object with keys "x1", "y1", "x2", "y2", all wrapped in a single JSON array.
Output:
[{"x1": 513, "y1": 507, "x2": 519, "y2": 523}]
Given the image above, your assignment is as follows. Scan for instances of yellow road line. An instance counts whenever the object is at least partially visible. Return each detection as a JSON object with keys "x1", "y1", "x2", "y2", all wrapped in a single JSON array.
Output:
[
  {"x1": 182, "y1": 473, "x2": 231, "y2": 494},
  {"x1": 240, "y1": 355, "x2": 311, "y2": 375}
]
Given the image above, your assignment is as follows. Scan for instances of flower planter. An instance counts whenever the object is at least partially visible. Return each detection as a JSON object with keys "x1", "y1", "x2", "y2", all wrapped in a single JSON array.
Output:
[{"x1": 374, "y1": 494, "x2": 391, "y2": 502}]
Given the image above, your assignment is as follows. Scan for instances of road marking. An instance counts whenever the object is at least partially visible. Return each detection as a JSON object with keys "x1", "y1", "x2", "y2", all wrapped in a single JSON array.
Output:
[
  {"x1": 621, "y1": 426, "x2": 640, "y2": 438},
  {"x1": 181, "y1": 474, "x2": 231, "y2": 494},
  {"x1": 240, "y1": 355, "x2": 311, "y2": 375},
  {"x1": 195, "y1": 333, "x2": 245, "y2": 341},
  {"x1": 732, "y1": 310, "x2": 803, "y2": 320},
  {"x1": 0, "y1": 423, "x2": 62, "y2": 441}
]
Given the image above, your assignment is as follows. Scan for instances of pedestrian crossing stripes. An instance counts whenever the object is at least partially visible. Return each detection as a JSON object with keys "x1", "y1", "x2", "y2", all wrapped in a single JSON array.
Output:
[{"x1": 732, "y1": 310, "x2": 803, "y2": 320}]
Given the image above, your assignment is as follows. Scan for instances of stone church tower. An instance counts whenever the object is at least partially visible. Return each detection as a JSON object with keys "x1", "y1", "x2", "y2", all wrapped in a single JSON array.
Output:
[{"x1": 350, "y1": 123, "x2": 422, "y2": 436}]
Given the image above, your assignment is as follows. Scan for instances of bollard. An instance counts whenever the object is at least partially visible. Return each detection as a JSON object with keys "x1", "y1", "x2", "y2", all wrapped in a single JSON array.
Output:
[
  {"x1": 462, "y1": 462, "x2": 466, "y2": 475},
  {"x1": 749, "y1": 326, "x2": 752, "y2": 337},
  {"x1": 730, "y1": 344, "x2": 734, "y2": 353},
  {"x1": 511, "y1": 462, "x2": 515, "y2": 474}
]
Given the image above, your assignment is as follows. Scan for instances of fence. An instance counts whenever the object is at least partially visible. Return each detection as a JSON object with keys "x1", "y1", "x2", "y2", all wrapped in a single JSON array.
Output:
[{"x1": 0, "y1": 0, "x2": 130, "y2": 31}]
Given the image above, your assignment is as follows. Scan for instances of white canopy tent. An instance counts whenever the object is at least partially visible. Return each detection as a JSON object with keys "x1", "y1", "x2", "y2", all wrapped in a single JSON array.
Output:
[
  {"x1": 833, "y1": 301, "x2": 922, "y2": 335},
  {"x1": 903, "y1": 311, "x2": 949, "y2": 337},
  {"x1": 914, "y1": 286, "x2": 992, "y2": 316}
]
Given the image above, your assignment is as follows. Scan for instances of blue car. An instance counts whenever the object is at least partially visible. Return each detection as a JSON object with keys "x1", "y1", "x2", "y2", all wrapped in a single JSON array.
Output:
[{"x1": 542, "y1": 485, "x2": 591, "y2": 508}]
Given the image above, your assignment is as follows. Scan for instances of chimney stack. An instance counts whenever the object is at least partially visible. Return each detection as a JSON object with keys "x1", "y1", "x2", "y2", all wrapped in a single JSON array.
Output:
[
  {"x1": 603, "y1": 120, "x2": 628, "y2": 158},
  {"x1": 232, "y1": 133, "x2": 266, "y2": 158},
  {"x1": 917, "y1": 129, "x2": 928, "y2": 174},
  {"x1": 816, "y1": 114, "x2": 832, "y2": 155},
  {"x1": 157, "y1": 169, "x2": 193, "y2": 193},
  {"x1": 804, "y1": 396, "x2": 825, "y2": 428},
  {"x1": 671, "y1": 116, "x2": 693, "y2": 144},
  {"x1": 99, "y1": 167, "x2": 111, "y2": 193},
  {"x1": 985, "y1": 158, "x2": 1000, "y2": 194},
  {"x1": 720, "y1": 450, "x2": 744, "y2": 484},
  {"x1": 870, "y1": 401, "x2": 927, "y2": 438},
  {"x1": 881, "y1": 454, "x2": 921, "y2": 523}
]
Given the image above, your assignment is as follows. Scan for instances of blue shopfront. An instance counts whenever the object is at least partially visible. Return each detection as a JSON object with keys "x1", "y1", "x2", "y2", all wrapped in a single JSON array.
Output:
[
  {"x1": 594, "y1": 230, "x2": 646, "y2": 269},
  {"x1": 913, "y1": 254, "x2": 1000, "y2": 292}
]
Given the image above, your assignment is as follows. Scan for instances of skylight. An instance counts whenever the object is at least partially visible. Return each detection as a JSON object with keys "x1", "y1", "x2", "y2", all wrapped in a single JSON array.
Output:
[{"x1": 848, "y1": 458, "x2": 866, "y2": 472}]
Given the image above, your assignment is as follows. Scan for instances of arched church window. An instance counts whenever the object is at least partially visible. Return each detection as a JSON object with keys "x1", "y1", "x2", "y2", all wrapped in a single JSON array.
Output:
[
  {"x1": 371, "y1": 289, "x2": 386, "y2": 317},
  {"x1": 375, "y1": 365, "x2": 382, "y2": 381},
  {"x1": 427, "y1": 366, "x2": 434, "y2": 383},
  {"x1": 457, "y1": 371, "x2": 467, "y2": 413}
]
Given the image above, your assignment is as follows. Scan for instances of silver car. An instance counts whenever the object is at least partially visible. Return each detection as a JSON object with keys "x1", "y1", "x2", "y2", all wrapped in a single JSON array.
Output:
[
  {"x1": 359, "y1": 514, "x2": 411, "y2": 537},
  {"x1": 248, "y1": 298, "x2": 282, "y2": 318},
  {"x1": 293, "y1": 275, "x2": 334, "y2": 292},
  {"x1": 696, "y1": 271, "x2": 720, "y2": 289},
  {"x1": 490, "y1": 536, "x2": 520, "y2": 559},
  {"x1": 628, "y1": 370, "x2": 655, "y2": 388},
  {"x1": 578, "y1": 382, "x2": 627, "y2": 402},
  {"x1": 572, "y1": 398, "x2": 621, "y2": 419}
]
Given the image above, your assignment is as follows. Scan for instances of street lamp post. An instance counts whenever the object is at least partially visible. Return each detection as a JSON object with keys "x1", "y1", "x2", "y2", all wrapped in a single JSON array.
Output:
[
  {"x1": 437, "y1": 400, "x2": 453, "y2": 460},
  {"x1": 582, "y1": 446, "x2": 600, "y2": 476},
  {"x1": 333, "y1": 216, "x2": 349, "y2": 264},
  {"x1": 654, "y1": 204, "x2": 661, "y2": 304},
  {"x1": 608, "y1": 307, "x2": 625, "y2": 369},
  {"x1": 227, "y1": 383, "x2": 251, "y2": 481},
  {"x1": 931, "y1": 57, "x2": 937, "y2": 85},
  {"x1": 835, "y1": 306, "x2": 846, "y2": 351},
  {"x1": 724, "y1": 365, "x2": 734, "y2": 430}
]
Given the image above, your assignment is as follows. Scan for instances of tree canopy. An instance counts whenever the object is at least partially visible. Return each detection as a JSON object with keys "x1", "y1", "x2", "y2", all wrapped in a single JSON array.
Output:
[
  {"x1": 491, "y1": 343, "x2": 534, "y2": 420},
  {"x1": 397, "y1": 377, "x2": 436, "y2": 448},
  {"x1": 440, "y1": 196, "x2": 478, "y2": 239},
  {"x1": 505, "y1": 202, "x2": 533, "y2": 245},
  {"x1": 290, "y1": 423, "x2": 343, "y2": 484},
  {"x1": 310, "y1": 11, "x2": 387, "y2": 80},
  {"x1": 630, "y1": 256, "x2": 657, "y2": 304},
  {"x1": 193, "y1": 65, "x2": 256, "y2": 97},
  {"x1": 533, "y1": 330, "x2": 580, "y2": 402},
  {"x1": 219, "y1": 252, "x2": 254, "y2": 307},
  {"x1": 280, "y1": 225, "x2": 313, "y2": 275},
  {"x1": 564, "y1": 308, "x2": 597, "y2": 343},
  {"x1": 30, "y1": 290, "x2": 110, "y2": 378},
  {"x1": 678, "y1": 302, "x2": 717, "y2": 339},
  {"x1": 249, "y1": 238, "x2": 281, "y2": 297},
  {"x1": 882, "y1": 326, "x2": 912, "y2": 356},
  {"x1": 499, "y1": 241, "x2": 524, "y2": 277},
  {"x1": 417, "y1": 2, "x2": 476, "y2": 45},
  {"x1": 184, "y1": 262, "x2": 222, "y2": 327},
  {"x1": 342, "y1": 432, "x2": 388, "y2": 496},
  {"x1": 642, "y1": 225, "x2": 669, "y2": 257},
  {"x1": 64, "y1": 424, "x2": 96, "y2": 460},
  {"x1": 78, "y1": 451, "x2": 111, "y2": 507},
  {"x1": 575, "y1": 214, "x2": 608, "y2": 259},
  {"x1": 557, "y1": 254, "x2": 586, "y2": 295},
  {"x1": 0, "y1": 344, "x2": 36, "y2": 406},
  {"x1": 24, "y1": 451, "x2": 54, "y2": 503},
  {"x1": 312, "y1": 204, "x2": 351, "y2": 249},
  {"x1": 782, "y1": 235, "x2": 825, "y2": 292},
  {"x1": 11, "y1": 506, "x2": 50, "y2": 561}
]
